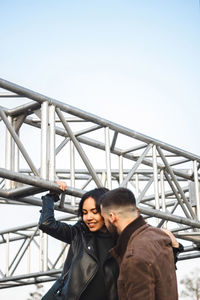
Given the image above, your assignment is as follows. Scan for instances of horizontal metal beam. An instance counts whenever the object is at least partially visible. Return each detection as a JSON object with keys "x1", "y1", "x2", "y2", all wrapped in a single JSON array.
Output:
[
  {"x1": 0, "y1": 268, "x2": 61, "y2": 283},
  {"x1": 0, "y1": 168, "x2": 84, "y2": 198},
  {"x1": 178, "y1": 252, "x2": 200, "y2": 260},
  {"x1": 140, "y1": 206, "x2": 200, "y2": 228}
]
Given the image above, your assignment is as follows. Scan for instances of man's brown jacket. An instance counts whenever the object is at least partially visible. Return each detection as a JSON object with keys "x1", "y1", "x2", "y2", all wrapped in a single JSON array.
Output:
[{"x1": 110, "y1": 215, "x2": 178, "y2": 300}]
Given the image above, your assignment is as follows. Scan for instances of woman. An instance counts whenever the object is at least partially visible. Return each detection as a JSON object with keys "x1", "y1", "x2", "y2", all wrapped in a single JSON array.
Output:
[{"x1": 39, "y1": 183, "x2": 119, "y2": 300}]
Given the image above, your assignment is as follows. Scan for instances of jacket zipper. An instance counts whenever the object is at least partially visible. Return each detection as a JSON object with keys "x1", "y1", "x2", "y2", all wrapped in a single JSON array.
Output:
[
  {"x1": 54, "y1": 268, "x2": 70, "y2": 296},
  {"x1": 77, "y1": 264, "x2": 99, "y2": 299}
]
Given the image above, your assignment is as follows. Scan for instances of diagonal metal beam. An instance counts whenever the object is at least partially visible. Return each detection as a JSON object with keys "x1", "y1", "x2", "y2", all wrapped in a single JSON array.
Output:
[
  {"x1": 120, "y1": 144, "x2": 152, "y2": 187},
  {"x1": 56, "y1": 107, "x2": 103, "y2": 188},
  {"x1": 110, "y1": 131, "x2": 118, "y2": 151},
  {"x1": 0, "y1": 109, "x2": 39, "y2": 177},
  {"x1": 121, "y1": 143, "x2": 147, "y2": 155},
  {"x1": 157, "y1": 146, "x2": 196, "y2": 219},
  {"x1": 164, "y1": 170, "x2": 191, "y2": 219},
  {"x1": 157, "y1": 201, "x2": 179, "y2": 228},
  {"x1": 10, "y1": 227, "x2": 38, "y2": 276},
  {"x1": 137, "y1": 176, "x2": 154, "y2": 203},
  {"x1": 8, "y1": 239, "x2": 27, "y2": 275}
]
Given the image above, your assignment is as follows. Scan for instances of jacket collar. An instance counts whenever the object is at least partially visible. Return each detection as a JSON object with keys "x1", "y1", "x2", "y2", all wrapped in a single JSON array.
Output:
[
  {"x1": 112, "y1": 215, "x2": 146, "y2": 260},
  {"x1": 80, "y1": 221, "x2": 116, "y2": 261}
]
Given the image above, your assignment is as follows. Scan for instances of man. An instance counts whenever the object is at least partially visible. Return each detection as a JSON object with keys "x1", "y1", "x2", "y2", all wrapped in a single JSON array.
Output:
[{"x1": 100, "y1": 187, "x2": 178, "y2": 300}]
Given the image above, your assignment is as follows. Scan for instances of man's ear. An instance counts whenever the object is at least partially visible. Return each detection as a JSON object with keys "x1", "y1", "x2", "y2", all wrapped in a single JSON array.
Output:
[{"x1": 109, "y1": 212, "x2": 117, "y2": 224}]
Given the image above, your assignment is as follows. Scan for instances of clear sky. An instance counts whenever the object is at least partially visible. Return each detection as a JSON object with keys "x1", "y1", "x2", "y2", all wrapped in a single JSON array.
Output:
[{"x1": 1, "y1": 1, "x2": 200, "y2": 299}]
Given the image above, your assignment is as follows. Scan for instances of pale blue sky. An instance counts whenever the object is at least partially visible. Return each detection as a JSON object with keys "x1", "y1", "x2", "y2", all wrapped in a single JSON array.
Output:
[
  {"x1": 1, "y1": 1, "x2": 200, "y2": 299},
  {"x1": 1, "y1": 1, "x2": 200, "y2": 157}
]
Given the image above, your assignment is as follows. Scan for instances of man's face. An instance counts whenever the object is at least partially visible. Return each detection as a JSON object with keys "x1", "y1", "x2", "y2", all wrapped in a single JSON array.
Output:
[
  {"x1": 101, "y1": 206, "x2": 118, "y2": 235},
  {"x1": 106, "y1": 219, "x2": 118, "y2": 235}
]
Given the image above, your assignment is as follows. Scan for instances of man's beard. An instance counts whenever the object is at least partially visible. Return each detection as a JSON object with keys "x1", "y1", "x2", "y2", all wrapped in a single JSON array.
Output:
[{"x1": 107, "y1": 220, "x2": 118, "y2": 237}]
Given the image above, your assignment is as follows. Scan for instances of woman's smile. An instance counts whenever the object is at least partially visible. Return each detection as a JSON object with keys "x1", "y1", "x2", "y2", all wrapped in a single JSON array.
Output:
[{"x1": 82, "y1": 197, "x2": 105, "y2": 231}]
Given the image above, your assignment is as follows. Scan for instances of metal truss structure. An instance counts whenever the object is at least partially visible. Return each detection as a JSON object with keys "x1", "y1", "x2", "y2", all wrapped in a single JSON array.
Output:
[{"x1": 0, "y1": 78, "x2": 200, "y2": 290}]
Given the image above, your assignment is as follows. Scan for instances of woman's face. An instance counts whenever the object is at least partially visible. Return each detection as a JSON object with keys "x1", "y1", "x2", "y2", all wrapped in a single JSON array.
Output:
[{"x1": 82, "y1": 197, "x2": 105, "y2": 232}]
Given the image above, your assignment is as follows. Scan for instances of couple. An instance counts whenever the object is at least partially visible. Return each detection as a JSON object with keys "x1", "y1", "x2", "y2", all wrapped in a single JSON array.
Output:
[{"x1": 39, "y1": 182, "x2": 182, "y2": 300}]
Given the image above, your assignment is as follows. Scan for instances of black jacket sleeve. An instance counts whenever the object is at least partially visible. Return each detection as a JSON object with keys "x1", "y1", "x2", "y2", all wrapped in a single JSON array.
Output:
[
  {"x1": 39, "y1": 193, "x2": 76, "y2": 244},
  {"x1": 173, "y1": 243, "x2": 184, "y2": 269}
]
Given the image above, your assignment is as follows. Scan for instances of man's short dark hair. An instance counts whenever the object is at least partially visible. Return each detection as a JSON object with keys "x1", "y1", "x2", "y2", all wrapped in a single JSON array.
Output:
[
  {"x1": 100, "y1": 187, "x2": 136, "y2": 208},
  {"x1": 78, "y1": 187, "x2": 109, "y2": 217}
]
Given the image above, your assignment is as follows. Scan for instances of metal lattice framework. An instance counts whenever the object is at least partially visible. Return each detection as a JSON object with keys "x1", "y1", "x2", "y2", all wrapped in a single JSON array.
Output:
[{"x1": 0, "y1": 78, "x2": 200, "y2": 289}]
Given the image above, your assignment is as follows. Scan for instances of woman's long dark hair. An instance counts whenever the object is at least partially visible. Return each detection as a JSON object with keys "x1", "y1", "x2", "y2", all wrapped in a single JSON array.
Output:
[{"x1": 78, "y1": 188, "x2": 109, "y2": 218}]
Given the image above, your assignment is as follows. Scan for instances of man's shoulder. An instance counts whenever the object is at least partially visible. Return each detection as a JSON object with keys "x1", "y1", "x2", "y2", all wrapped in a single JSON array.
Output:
[
  {"x1": 128, "y1": 224, "x2": 171, "y2": 250},
  {"x1": 131, "y1": 223, "x2": 169, "y2": 239}
]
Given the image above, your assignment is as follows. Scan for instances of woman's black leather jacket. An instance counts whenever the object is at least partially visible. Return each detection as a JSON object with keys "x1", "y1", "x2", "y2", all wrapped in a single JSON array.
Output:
[{"x1": 39, "y1": 194, "x2": 118, "y2": 300}]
